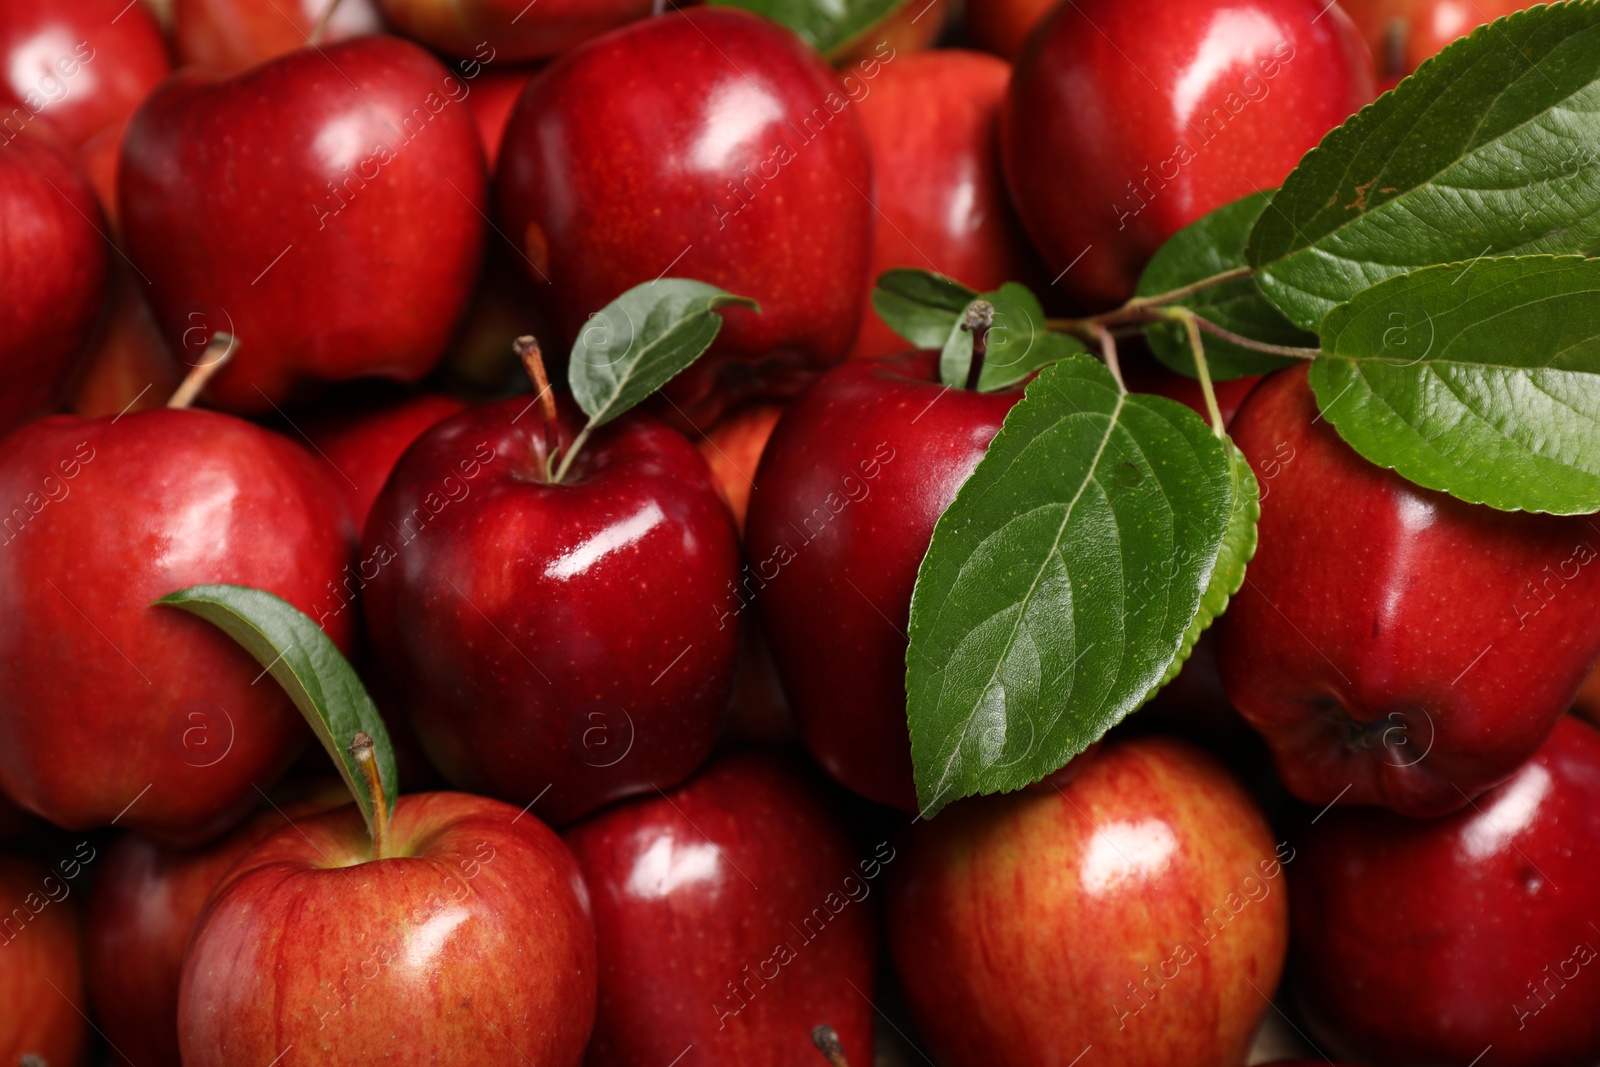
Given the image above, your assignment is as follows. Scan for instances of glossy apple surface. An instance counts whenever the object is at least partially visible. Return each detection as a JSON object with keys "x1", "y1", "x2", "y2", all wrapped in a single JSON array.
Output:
[
  {"x1": 1216, "y1": 366, "x2": 1600, "y2": 816},
  {"x1": 0, "y1": 0, "x2": 170, "y2": 148},
  {"x1": 0, "y1": 856, "x2": 88, "y2": 1067},
  {"x1": 119, "y1": 36, "x2": 486, "y2": 412},
  {"x1": 361, "y1": 399, "x2": 740, "y2": 824},
  {"x1": 564, "y1": 752, "x2": 878, "y2": 1066},
  {"x1": 380, "y1": 0, "x2": 653, "y2": 60},
  {"x1": 0, "y1": 408, "x2": 354, "y2": 845},
  {"x1": 746, "y1": 352, "x2": 1020, "y2": 809},
  {"x1": 1292, "y1": 715, "x2": 1600, "y2": 1067},
  {"x1": 179, "y1": 792, "x2": 596, "y2": 1066},
  {"x1": 1002, "y1": 0, "x2": 1374, "y2": 308},
  {"x1": 888, "y1": 735, "x2": 1289, "y2": 1066},
  {"x1": 0, "y1": 128, "x2": 108, "y2": 436},
  {"x1": 850, "y1": 49, "x2": 1044, "y2": 359},
  {"x1": 497, "y1": 8, "x2": 874, "y2": 427},
  {"x1": 173, "y1": 0, "x2": 384, "y2": 70}
]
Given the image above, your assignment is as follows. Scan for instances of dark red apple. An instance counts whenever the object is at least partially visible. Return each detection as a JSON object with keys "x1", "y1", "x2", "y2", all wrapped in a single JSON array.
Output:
[
  {"x1": 497, "y1": 7, "x2": 874, "y2": 427},
  {"x1": 1216, "y1": 366, "x2": 1600, "y2": 816},
  {"x1": 0, "y1": 855, "x2": 88, "y2": 1067},
  {"x1": 963, "y1": 0, "x2": 1056, "y2": 62},
  {"x1": 361, "y1": 397, "x2": 741, "y2": 824},
  {"x1": 1002, "y1": 0, "x2": 1374, "y2": 308},
  {"x1": 119, "y1": 35, "x2": 486, "y2": 412},
  {"x1": 1339, "y1": 0, "x2": 1536, "y2": 84},
  {"x1": 564, "y1": 751, "x2": 878, "y2": 1066},
  {"x1": 465, "y1": 67, "x2": 535, "y2": 169},
  {"x1": 379, "y1": 0, "x2": 652, "y2": 61},
  {"x1": 1291, "y1": 715, "x2": 1600, "y2": 1067},
  {"x1": 173, "y1": 0, "x2": 385, "y2": 70},
  {"x1": 0, "y1": 405, "x2": 355, "y2": 845},
  {"x1": 84, "y1": 782, "x2": 348, "y2": 1067},
  {"x1": 850, "y1": 49, "x2": 1045, "y2": 359},
  {"x1": 0, "y1": 0, "x2": 170, "y2": 149},
  {"x1": 0, "y1": 127, "x2": 108, "y2": 436},
  {"x1": 745, "y1": 352, "x2": 1020, "y2": 810},
  {"x1": 887, "y1": 735, "x2": 1289, "y2": 1067},
  {"x1": 178, "y1": 792, "x2": 597, "y2": 1066},
  {"x1": 66, "y1": 261, "x2": 181, "y2": 420}
]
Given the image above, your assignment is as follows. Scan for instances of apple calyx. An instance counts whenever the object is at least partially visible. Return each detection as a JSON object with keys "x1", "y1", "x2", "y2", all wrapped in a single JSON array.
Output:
[
  {"x1": 349, "y1": 731, "x2": 393, "y2": 860},
  {"x1": 811, "y1": 1024, "x2": 852, "y2": 1066},
  {"x1": 166, "y1": 333, "x2": 238, "y2": 409},
  {"x1": 960, "y1": 300, "x2": 994, "y2": 391}
]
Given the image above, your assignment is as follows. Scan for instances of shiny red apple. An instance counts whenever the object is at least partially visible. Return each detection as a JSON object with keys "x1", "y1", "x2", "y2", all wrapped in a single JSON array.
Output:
[
  {"x1": 0, "y1": 855, "x2": 89, "y2": 1067},
  {"x1": 179, "y1": 792, "x2": 597, "y2": 1066},
  {"x1": 564, "y1": 751, "x2": 878, "y2": 1066},
  {"x1": 1216, "y1": 366, "x2": 1600, "y2": 816},
  {"x1": 0, "y1": 405, "x2": 354, "y2": 845},
  {"x1": 361, "y1": 397, "x2": 741, "y2": 824},
  {"x1": 887, "y1": 735, "x2": 1289, "y2": 1066},
  {"x1": 1002, "y1": 0, "x2": 1374, "y2": 308},
  {"x1": 1339, "y1": 0, "x2": 1535, "y2": 84},
  {"x1": 497, "y1": 7, "x2": 874, "y2": 427},
  {"x1": 119, "y1": 35, "x2": 487, "y2": 411},
  {"x1": 0, "y1": 0, "x2": 170, "y2": 148},
  {"x1": 745, "y1": 352, "x2": 1020, "y2": 810},
  {"x1": 379, "y1": 0, "x2": 653, "y2": 61},
  {"x1": 173, "y1": 0, "x2": 384, "y2": 70},
  {"x1": 1291, "y1": 715, "x2": 1600, "y2": 1066},
  {"x1": 850, "y1": 49, "x2": 1044, "y2": 359}
]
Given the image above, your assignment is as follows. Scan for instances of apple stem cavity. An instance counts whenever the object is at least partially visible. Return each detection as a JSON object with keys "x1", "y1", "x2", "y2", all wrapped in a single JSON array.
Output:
[
  {"x1": 308, "y1": 0, "x2": 347, "y2": 45},
  {"x1": 962, "y1": 300, "x2": 994, "y2": 391},
  {"x1": 811, "y1": 1024, "x2": 852, "y2": 1066},
  {"x1": 350, "y1": 731, "x2": 393, "y2": 860},
  {"x1": 166, "y1": 333, "x2": 237, "y2": 409},
  {"x1": 514, "y1": 335, "x2": 563, "y2": 476}
]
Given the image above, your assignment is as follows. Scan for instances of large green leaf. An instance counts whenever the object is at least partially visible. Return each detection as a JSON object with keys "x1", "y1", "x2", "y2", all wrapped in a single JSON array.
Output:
[
  {"x1": 569, "y1": 279, "x2": 757, "y2": 429},
  {"x1": 1137, "y1": 192, "x2": 1315, "y2": 379},
  {"x1": 711, "y1": 0, "x2": 910, "y2": 57},
  {"x1": 1313, "y1": 255, "x2": 1600, "y2": 514},
  {"x1": 157, "y1": 585, "x2": 397, "y2": 835},
  {"x1": 906, "y1": 357, "x2": 1235, "y2": 816},
  {"x1": 1249, "y1": 3, "x2": 1600, "y2": 331}
]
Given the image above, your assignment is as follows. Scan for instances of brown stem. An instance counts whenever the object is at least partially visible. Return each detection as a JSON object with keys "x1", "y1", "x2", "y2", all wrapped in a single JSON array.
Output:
[
  {"x1": 962, "y1": 299, "x2": 995, "y2": 390},
  {"x1": 349, "y1": 732, "x2": 392, "y2": 860},
  {"x1": 1190, "y1": 317, "x2": 1321, "y2": 359},
  {"x1": 166, "y1": 333, "x2": 237, "y2": 409},
  {"x1": 514, "y1": 336, "x2": 561, "y2": 468},
  {"x1": 1088, "y1": 323, "x2": 1127, "y2": 394},
  {"x1": 1123, "y1": 265, "x2": 1253, "y2": 309},
  {"x1": 811, "y1": 1025, "x2": 852, "y2": 1067},
  {"x1": 308, "y1": 0, "x2": 346, "y2": 45}
]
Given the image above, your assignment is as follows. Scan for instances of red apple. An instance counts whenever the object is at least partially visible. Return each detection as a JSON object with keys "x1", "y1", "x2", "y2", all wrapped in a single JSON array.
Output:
[
  {"x1": 84, "y1": 782, "x2": 348, "y2": 1067},
  {"x1": 1291, "y1": 715, "x2": 1600, "y2": 1067},
  {"x1": 834, "y1": 0, "x2": 947, "y2": 65},
  {"x1": 1339, "y1": 0, "x2": 1536, "y2": 84},
  {"x1": 745, "y1": 352, "x2": 1020, "y2": 810},
  {"x1": 378, "y1": 0, "x2": 653, "y2": 61},
  {"x1": 118, "y1": 35, "x2": 487, "y2": 412},
  {"x1": 0, "y1": 405, "x2": 355, "y2": 845},
  {"x1": 173, "y1": 0, "x2": 385, "y2": 70},
  {"x1": 1216, "y1": 366, "x2": 1600, "y2": 816},
  {"x1": 1002, "y1": 0, "x2": 1374, "y2": 308},
  {"x1": 66, "y1": 261, "x2": 182, "y2": 421},
  {"x1": 497, "y1": 7, "x2": 874, "y2": 427},
  {"x1": 963, "y1": 0, "x2": 1055, "y2": 62},
  {"x1": 1120, "y1": 339, "x2": 1260, "y2": 427},
  {"x1": 178, "y1": 792, "x2": 597, "y2": 1066},
  {"x1": 0, "y1": 855, "x2": 88, "y2": 1067},
  {"x1": 360, "y1": 397, "x2": 741, "y2": 824},
  {"x1": 0, "y1": 0, "x2": 170, "y2": 149},
  {"x1": 696, "y1": 400, "x2": 784, "y2": 534},
  {"x1": 465, "y1": 67, "x2": 535, "y2": 169},
  {"x1": 0, "y1": 127, "x2": 108, "y2": 437},
  {"x1": 887, "y1": 735, "x2": 1289, "y2": 1067},
  {"x1": 564, "y1": 751, "x2": 878, "y2": 1066},
  {"x1": 850, "y1": 49, "x2": 1045, "y2": 359}
]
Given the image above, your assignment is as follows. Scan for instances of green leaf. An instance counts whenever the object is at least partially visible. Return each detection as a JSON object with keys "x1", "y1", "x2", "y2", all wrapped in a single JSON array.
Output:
[
  {"x1": 872, "y1": 268, "x2": 979, "y2": 350},
  {"x1": 1312, "y1": 255, "x2": 1600, "y2": 514},
  {"x1": 569, "y1": 279, "x2": 758, "y2": 428},
  {"x1": 710, "y1": 0, "x2": 909, "y2": 58},
  {"x1": 1137, "y1": 192, "x2": 1316, "y2": 379},
  {"x1": 1249, "y1": 3, "x2": 1600, "y2": 332},
  {"x1": 156, "y1": 585, "x2": 398, "y2": 836},
  {"x1": 906, "y1": 357, "x2": 1235, "y2": 816},
  {"x1": 937, "y1": 284, "x2": 1091, "y2": 392}
]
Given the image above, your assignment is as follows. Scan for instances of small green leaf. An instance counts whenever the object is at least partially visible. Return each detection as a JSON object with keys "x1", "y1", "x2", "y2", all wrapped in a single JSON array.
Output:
[
  {"x1": 156, "y1": 585, "x2": 398, "y2": 835},
  {"x1": 1312, "y1": 255, "x2": 1600, "y2": 514},
  {"x1": 1249, "y1": 3, "x2": 1600, "y2": 332},
  {"x1": 1137, "y1": 192, "x2": 1316, "y2": 379},
  {"x1": 873, "y1": 268, "x2": 979, "y2": 350},
  {"x1": 906, "y1": 356, "x2": 1235, "y2": 816},
  {"x1": 937, "y1": 283, "x2": 1091, "y2": 391},
  {"x1": 938, "y1": 311, "x2": 975, "y2": 388},
  {"x1": 711, "y1": 0, "x2": 910, "y2": 58},
  {"x1": 569, "y1": 279, "x2": 758, "y2": 428}
]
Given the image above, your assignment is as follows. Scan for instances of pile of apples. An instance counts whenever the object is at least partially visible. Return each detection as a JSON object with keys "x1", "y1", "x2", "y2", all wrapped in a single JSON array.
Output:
[{"x1": 2, "y1": 0, "x2": 1597, "y2": 1065}]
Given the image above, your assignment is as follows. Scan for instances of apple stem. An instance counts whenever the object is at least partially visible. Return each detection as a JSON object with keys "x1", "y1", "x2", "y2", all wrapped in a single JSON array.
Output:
[
  {"x1": 349, "y1": 731, "x2": 393, "y2": 861},
  {"x1": 811, "y1": 1025, "x2": 852, "y2": 1067},
  {"x1": 166, "y1": 333, "x2": 237, "y2": 409},
  {"x1": 962, "y1": 299, "x2": 994, "y2": 390},
  {"x1": 1164, "y1": 308, "x2": 1226, "y2": 436},
  {"x1": 1088, "y1": 323, "x2": 1127, "y2": 394},
  {"x1": 1189, "y1": 316, "x2": 1321, "y2": 360},
  {"x1": 308, "y1": 0, "x2": 346, "y2": 44},
  {"x1": 1122, "y1": 265, "x2": 1253, "y2": 310},
  {"x1": 514, "y1": 335, "x2": 562, "y2": 470},
  {"x1": 550, "y1": 421, "x2": 594, "y2": 485}
]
